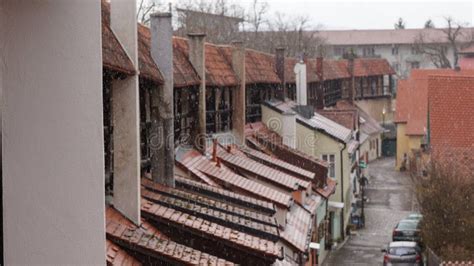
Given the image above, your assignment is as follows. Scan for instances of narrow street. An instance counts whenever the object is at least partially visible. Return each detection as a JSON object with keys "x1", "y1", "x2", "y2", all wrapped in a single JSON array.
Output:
[{"x1": 324, "y1": 157, "x2": 416, "y2": 266}]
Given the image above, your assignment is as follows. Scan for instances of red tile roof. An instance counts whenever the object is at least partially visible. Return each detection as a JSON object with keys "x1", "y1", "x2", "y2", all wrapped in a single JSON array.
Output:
[
  {"x1": 219, "y1": 46, "x2": 281, "y2": 85},
  {"x1": 318, "y1": 109, "x2": 358, "y2": 131},
  {"x1": 323, "y1": 60, "x2": 351, "y2": 80},
  {"x1": 351, "y1": 58, "x2": 396, "y2": 77},
  {"x1": 245, "y1": 122, "x2": 335, "y2": 198},
  {"x1": 177, "y1": 151, "x2": 293, "y2": 208},
  {"x1": 240, "y1": 146, "x2": 315, "y2": 181},
  {"x1": 142, "y1": 178, "x2": 276, "y2": 226},
  {"x1": 106, "y1": 207, "x2": 234, "y2": 265},
  {"x1": 101, "y1": 1, "x2": 135, "y2": 76},
  {"x1": 106, "y1": 240, "x2": 142, "y2": 266},
  {"x1": 285, "y1": 58, "x2": 393, "y2": 84},
  {"x1": 102, "y1": 2, "x2": 164, "y2": 83},
  {"x1": 172, "y1": 37, "x2": 202, "y2": 88},
  {"x1": 141, "y1": 199, "x2": 282, "y2": 259},
  {"x1": 398, "y1": 69, "x2": 474, "y2": 136},
  {"x1": 284, "y1": 57, "x2": 298, "y2": 84},
  {"x1": 174, "y1": 176, "x2": 276, "y2": 215},
  {"x1": 244, "y1": 49, "x2": 281, "y2": 84},
  {"x1": 205, "y1": 43, "x2": 239, "y2": 87},
  {"x1": 429, "y1": 75, "x2": 474, "y2": 150},
  {"x1": 136, "y1": 24, "x2": 166, "y2": 83},
  {"x1": 394, "y1": 79, "x2": 409, "y2": 123},
  {"x1": 216, "y1": 146, "x2": 311, "y2": 191},
  {"x1": 280, "y1": 204, "x2": 312, "y2": 253},
  {"x1": 140, "y1": 184, "x2": 280, "y2": 241}
]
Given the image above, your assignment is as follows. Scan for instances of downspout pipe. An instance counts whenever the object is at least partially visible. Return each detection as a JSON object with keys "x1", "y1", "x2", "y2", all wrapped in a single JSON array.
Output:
[{"x1": 340, "y1": 142, "x2": 347, "y2": 240}]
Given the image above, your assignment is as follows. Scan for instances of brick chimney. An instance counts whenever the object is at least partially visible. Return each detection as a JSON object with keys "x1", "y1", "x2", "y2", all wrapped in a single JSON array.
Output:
[
  {"x1": 315, "y1": 56, "x2": 324, "y2": 109},
  {"x1": 150, "y1": 12, "x2": 175, "y2": 187},
  {"x1": 275, "y1": 47, "x2": 286, "y2": 101},
  {"x1": 187, "y1": 33, "x2": 207, "y2": 153},
  {"x1": 348, "y1": 52, "x2": 355, "y2": 104},
  {"x1": 110, "y1": 0, "x2": 141, "y2": 224},
  {"x1": 230, "y1": 41, "x2": 246, "y2": 146}
]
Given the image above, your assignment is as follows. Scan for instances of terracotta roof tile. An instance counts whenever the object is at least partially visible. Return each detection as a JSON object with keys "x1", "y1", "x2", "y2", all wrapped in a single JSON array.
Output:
[
  {"x1": 140, "y1": 184, "x2": 279, "y2": 241},
  {"x1": 318, "y1": 109, "x2": 358, "y2": 131},
  {"x1": 101, "y1": 1, "x2": 135, "y2": 76},
  {"x1": 245, "y1": 49, "x2": 281, "y2": 84},
  {"x1": 102, "y1": 2, "x2": 163, "y2": 83},
  {"x1": 323, "y1": 60, "x2": 351, "y2": 80},
  {"x1": 106, "y1": 207, "x2": 233, "y2": 265},
  {"x1": 141, "y1": 199, "x2": 282, "y2": 259},
  {"x1": 394, "y1": 80, "x2": 409, "y2": 123},
  {"x1": 205, "y1": 43, "x2": 239, "y2": 87},
  {"x1": 429, "y1": 75, "x2": 474, "y2": 166},
  {"x1": 172, "y1": 37, "x2": 202, "y2": 88},
  {"x1": 142, "y1": 178, "x2": 276, "y2": 225},
  {"x1": 400, "y1": 69, "x2": 474, "y2": 135},
  {"x1": 177, "y1": 151, "x2": 292, "y2": 208},
  {"x1": 106, "y1": 240, "x2": 142, "y2": 266},
  {"x1": 174, "y1": 176, "x2": 276, "y2": 214},
  {"x1": 219, "y1": 46, "x2": 281, "y2": 85},
  {"x1": 136, "y1": 24, "x2": 165, "y2": 83},
  {"x1": 351, "y1": 58, "x2": 396, "y2": 77},
  {"x1": 285, "y1": 57, "x2": 392, "y2": 84},
  {"x1": 216, "y1": 146, "x2": 310, "y2": 191},
  {"x1": 245, "y1": 122, "x2": 334, "y2": 197},
  {"x1": 240, "y1": 146, "x2": 315, "y2": 181},
  {"x1": 280, "y1": 204, "x2": 312, "y2": 252}
]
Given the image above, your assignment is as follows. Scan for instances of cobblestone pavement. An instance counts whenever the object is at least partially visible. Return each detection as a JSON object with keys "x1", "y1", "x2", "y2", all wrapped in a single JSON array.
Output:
[{"x1": 324, "y1": 157, "x2": 416, "y2": 266}]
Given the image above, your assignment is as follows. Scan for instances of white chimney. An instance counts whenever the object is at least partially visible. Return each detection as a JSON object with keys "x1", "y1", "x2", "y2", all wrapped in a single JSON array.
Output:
[{"x1": 294, "y1": 59, "x2": 307, "y2": 106}]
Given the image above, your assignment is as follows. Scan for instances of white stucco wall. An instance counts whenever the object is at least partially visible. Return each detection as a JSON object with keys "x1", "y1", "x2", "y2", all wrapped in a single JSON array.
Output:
[{"x1": 2, "y1": 1, "x2": 105, "y2": 264}]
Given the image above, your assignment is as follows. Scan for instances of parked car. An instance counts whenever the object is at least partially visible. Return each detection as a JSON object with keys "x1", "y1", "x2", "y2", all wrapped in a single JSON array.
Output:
[
  {"x1": 392, "y1": 219, "x2": 421, "y2": 242},
  {"x1": 406, "y1": 213, "x2": 423, "y2": 221},
  {"x1": 381, "y1": 241, "x2": 423, "y2": 266}
]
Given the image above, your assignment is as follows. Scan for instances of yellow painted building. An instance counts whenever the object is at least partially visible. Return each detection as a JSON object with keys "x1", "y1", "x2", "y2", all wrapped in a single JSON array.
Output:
[{"x1": 262, "y1": 102, "x2": 357, "y2": 243}]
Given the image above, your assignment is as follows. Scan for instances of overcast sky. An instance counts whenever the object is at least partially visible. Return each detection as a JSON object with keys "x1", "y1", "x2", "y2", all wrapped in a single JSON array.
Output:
[{"x1": 238, "y1": 0, "x2": 473, "y2": 30}]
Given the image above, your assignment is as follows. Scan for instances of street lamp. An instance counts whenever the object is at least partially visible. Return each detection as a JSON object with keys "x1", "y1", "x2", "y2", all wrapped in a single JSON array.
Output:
[{"x1": 382, "y1": 107, "x2": 386, "y2": 139}]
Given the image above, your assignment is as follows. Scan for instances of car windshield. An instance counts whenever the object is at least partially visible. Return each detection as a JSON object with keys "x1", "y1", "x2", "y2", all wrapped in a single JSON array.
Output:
[
  {"x1": 397, "y1": 221, "x2": 418, "y2": 230},
  {"x1": 407, "y1": 214, "x2": 422, "y2": 220},
  {"x1": 389, "y1": 247, "x2": 417, "y2": 256}
]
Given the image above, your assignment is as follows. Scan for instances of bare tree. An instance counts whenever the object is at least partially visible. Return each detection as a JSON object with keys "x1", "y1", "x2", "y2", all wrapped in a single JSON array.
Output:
[
  {"x1": 137, "y1": 0, "x2": 166, "y2": 25},
  {"x1": 394, "y1": 17, "x2": 406, "y2": 29},
  {"x1": 424, "y1": 19, "x2": 435, "y2": 29},
  {"x1": 174, "y1": 0, "x2": 245, "y2": 44},
  {"x1": 410, "y1": 158, "x2": 474, "y2": 260},
  {"x1": 415, "y1": 17, "x2": 472, "y2": 68},
  {"x1": 247, "y1": 0, "x2": 269, "y2": 36}
]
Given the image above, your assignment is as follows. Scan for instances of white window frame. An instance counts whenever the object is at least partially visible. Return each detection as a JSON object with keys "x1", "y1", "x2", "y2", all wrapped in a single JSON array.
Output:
[{"x1": 321, "y1": 154, "x2": 336, "y2": 179}]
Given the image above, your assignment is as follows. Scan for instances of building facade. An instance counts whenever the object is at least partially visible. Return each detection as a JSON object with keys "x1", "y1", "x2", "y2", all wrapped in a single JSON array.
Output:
[{"x1": 318, "y1": 28, "x2": 473, "y2": 79}]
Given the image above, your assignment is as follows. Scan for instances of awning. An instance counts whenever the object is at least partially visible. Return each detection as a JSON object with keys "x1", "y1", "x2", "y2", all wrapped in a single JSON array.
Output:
[
  {"x1": 309, "y1": 242, "x2": 320, "y2": 250},
  {"x1": 328, "y1": 201, "x2": 344, "y2": 211}
]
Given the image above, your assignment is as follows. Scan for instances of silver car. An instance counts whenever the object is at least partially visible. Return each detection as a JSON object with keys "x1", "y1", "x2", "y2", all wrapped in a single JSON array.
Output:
[{"x1": 381, "y1": 241, "x2": 423, "y2": 266}]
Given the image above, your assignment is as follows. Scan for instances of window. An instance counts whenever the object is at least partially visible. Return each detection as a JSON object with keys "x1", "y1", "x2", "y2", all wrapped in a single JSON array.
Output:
[
  {"x1": 411, "y1": 61, "x2": 420, "y2": 69},
  {"x1": 322, "y1": 154, "x2": 336, "y2": 178},
  {"x1": 411, "y1": 46, "x2": 420, "y2": 55},
  {"x1": 335, "y1": 47, "x2": 345, "y2": 56},
  {"x1": 391, "y1": 46, "x2": 399, "y2": 55},
  {"x1": 363, "y1": 46, "x2": 375, "y2": 57},
  {"x1": 392, "y1": 63, "x2": 400, "y2": 72}
]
